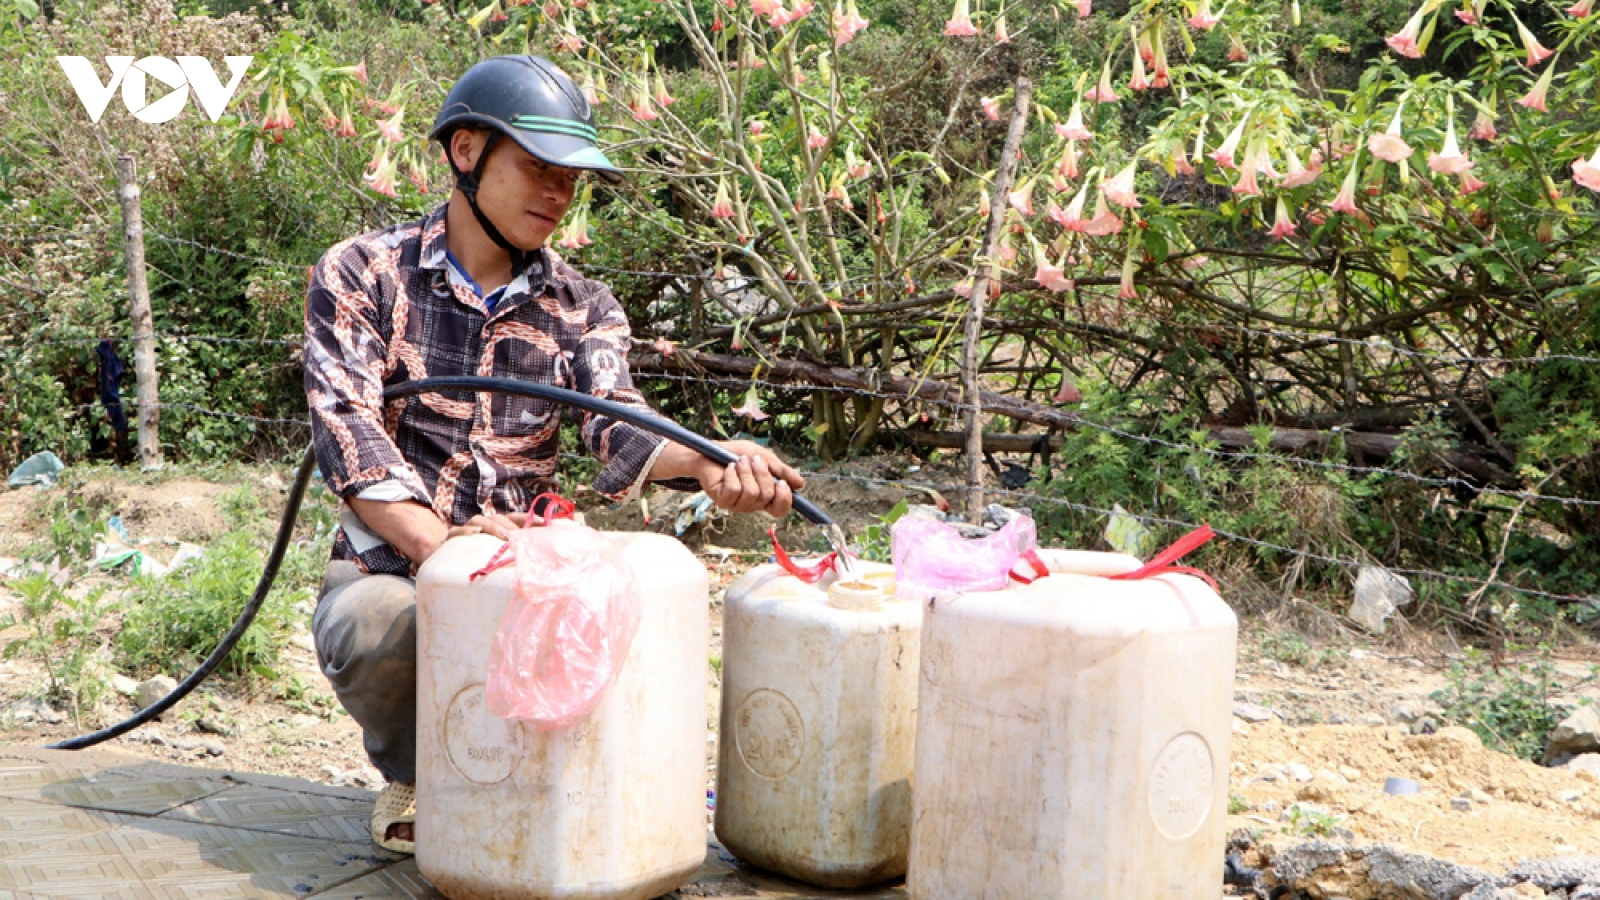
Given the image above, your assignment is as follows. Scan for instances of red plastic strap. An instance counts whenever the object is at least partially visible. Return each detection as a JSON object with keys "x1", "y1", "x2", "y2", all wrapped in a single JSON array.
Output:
[
  {"x1": 767, "y1": 527, "x2": 840, "y2": 584},
  {"x1": 1009, "y1": 548, "x2": 1051, "y2": 584},
  {"x1": 1107, "y1": 524, "x2": 1220, "y2": 592},
  {"x1": 470, "y1": 544, "x2": 514, "y2": 582},
  {"x1": 469, "y1": 493, "x2": 577, "y2": 581}
]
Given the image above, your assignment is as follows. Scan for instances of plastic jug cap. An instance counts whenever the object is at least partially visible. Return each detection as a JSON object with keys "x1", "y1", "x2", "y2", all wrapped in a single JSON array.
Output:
[{"x1": 828, "y1": 580, "x2": 887, "y2": 611}]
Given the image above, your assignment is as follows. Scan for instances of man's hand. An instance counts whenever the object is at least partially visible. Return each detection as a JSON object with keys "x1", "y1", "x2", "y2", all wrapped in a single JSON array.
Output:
[
  {"x1": 649, "y1": 440, "x2": 805, "y2": 518},
  {"x1": 347, "y1": 499, "x2": 531, "y2": 566},
  {"x1": 446, "y1": 512, "x2": 528, "y2": 542}
]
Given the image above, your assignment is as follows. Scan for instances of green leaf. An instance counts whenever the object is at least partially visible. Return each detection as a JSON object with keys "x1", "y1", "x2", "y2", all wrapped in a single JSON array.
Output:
[{"x1": 1144, "y1": 229, "x2": 1170, "y2": 265}]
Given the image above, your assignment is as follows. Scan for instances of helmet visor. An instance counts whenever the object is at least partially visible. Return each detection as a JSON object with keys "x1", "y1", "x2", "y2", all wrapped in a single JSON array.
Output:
[{"x1": 505, "y1": 116, "x2": 624, "y2": 184}]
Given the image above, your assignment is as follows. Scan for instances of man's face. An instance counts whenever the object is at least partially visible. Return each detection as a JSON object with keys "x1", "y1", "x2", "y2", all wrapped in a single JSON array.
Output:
[{"x1": 450, "y1": 129, "x2": 581, "y2": 250}]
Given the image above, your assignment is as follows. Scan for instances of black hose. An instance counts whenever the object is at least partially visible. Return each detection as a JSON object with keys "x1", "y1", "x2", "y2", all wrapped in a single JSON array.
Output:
[
  {"x1": 51, "y1": 376, "x2": 830, "y2": 749},
  {"x1": 383, "y1": 376, "x2": 833, "y2": 526}
]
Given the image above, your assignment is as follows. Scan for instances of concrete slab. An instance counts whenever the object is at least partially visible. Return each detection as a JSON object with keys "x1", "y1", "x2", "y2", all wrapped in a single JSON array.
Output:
[{"x1": 0, "y1": 744, "x2": 908, "y2": 899}]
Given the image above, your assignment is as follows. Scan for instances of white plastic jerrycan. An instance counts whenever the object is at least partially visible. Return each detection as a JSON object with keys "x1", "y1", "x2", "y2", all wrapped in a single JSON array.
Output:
[
  {"x1": 716, "y1": 561, "x2": 918, "y2": 888},
  {"x1": 907, "y1": 542, "x2": 1238, "y2": 900},
  {"x1": 415, "y1": 529, "x2": 710, "y2": 900}
]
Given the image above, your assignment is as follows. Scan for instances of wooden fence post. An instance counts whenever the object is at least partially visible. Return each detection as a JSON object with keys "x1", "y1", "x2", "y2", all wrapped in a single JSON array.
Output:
[
  {"x1": 117, "y1": 155, "x2": 162, "y2": 470},
  {"x1": 962, "y1": 77, "x2": 1032, "y2": 523}
]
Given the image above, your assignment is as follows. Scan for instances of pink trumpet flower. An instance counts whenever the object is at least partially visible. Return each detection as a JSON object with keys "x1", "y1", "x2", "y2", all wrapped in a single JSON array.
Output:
[
  {"x1": 334, "y1": 103, "x2": 358, "y2": 138},
  {"x1": 1426, "y1": 118, "x2": 1472, "y2": 174},
  {"x1": 1227, "y1": 34, "x2": 1248, "y2": 62},
  {"x1": 1056, "y1": 141, "x2": 1082, "y2": 180},
  {"x1": 1458, "y1": 170, "x2": 1487, "y2": 195},
  {"x1": 994, "y1": 13, "x2": 1011, "y2": 41},
  {"x1": 766, "y1": 4, "x2": 798, "y2": 27},
  {"x1": 1056, "y1": 181, "x2": 1090, "y2": 229},
  {"x1": 981, "y1": 96, "x2": 1001, "y2": 120},
  {"x1": 1187, "y1": 0, "x2": 1221, "y2": 30},
  {"x1": 1009, "y1": 177, "x2": 1036, "y2": 216},
  {"x1": 1574, "y1": 144, "x2": 1600, "y2": 193},
  {"x1": 807, "y1": 124, "x2": 828, "y2": 149},
  {"x1": 1516, "y1": 63, "x2": 1556, "y2": 113},
  {"x1": 629, "y1": 89, "x2": 658, "y2": 121},
  {"x1": 653, "y1": 73, "x2": 676, "y2": 107},
  {"x1": 1233, "y1": 140, "x2": 1264, "y2": 196},
  {"x1": 1454, "y1": 0, "x2": 1485, "y2": 22},
  {"x1": 377, "y1": 108, "x2": 405, "y2": 143},
  {"x1": 1055, "y1": 100, "x2": 1093, "y2": 140},
  {"x1": 1267, "y1": 195, "x2": 1297, "y2": 240},
  {"x1": 555, "y1": 24, "x2": 585, "y2": 52},
  {"x1": 1385, "y1": 2, "x2": 1428, "y2": 58},
  {"x1": 1130, "y1": 42, "x2": 1151, "y2": 91},
  {"x1": 580, "y1": 73, "x2": 601, "y2": 107},
  {"x1": 1569, "y1": 0, "x2": 1595, "y2": 17},
  {"x1": 1170, "y1": 150, "x2": 1196, "y2": 176},
  {"x1": 1086, "y1": 62, "x2": 1119, "y2": 103},
  {"x1": 1328, "y1": 150, "x2": 1362, "y2": 215},
  {"x1": 832, "y1": 0, "x2": 869, "y2": 45},
  {"x1": 1118, "y1": 245, "x2": 1138, "y2": 299},
  {"x1": 1209, "y1": 117, "x2": 1248, "y2": 169},
  {"x1": 1469, "y1": 103, "x2": 1497, "y2": 141},
  {"x1": 1080, "y1": 190, "x2": 1124, "y2": 235},
  {"x1": 943, "y1": 0, "x2": 979, "y2": 35},
  {"x1": 1367, "y1": 103, "x2": 1413, "y2": 162},
  {"x1": 1137, "y1": 28, "x2": 1155, "y2": 64},
  {"x1": 1513, "y1": 14, "x2": 1554, "y2": 66},
  {"x1": 845, "y1": 145, "x2": 870, "y2": 179},
  {"x1": 1031, "y1": 239, "x2": 1073, "y2": 292},
  {"x1": 732, "y1": 386, "x2": 769, "y2": 421},
  {"x1": 1101, "y1": 162, "x2": 1141, "y2": 208},
  {"x1": 711, "y1": 179, "x2": 736, "y2": 218},
  {"x1": 364, "y1": 148, "x2": 398, "y2": 197},
  {"x1": 751, "y1": 0, "x2": 780, "y2": 14},
  {"x1": 1279, "y1": 147, "x2": 1319, "y2": 187},
  {"x1": 1151, "y1": 32, "x2": 1171, "y2": 87},
  {"x1": 1076, "y1": 0, "x2": 1091, "y2": 15},
  {"x1": 749, "y1": 120, "x2": 766, "y2": 138}
]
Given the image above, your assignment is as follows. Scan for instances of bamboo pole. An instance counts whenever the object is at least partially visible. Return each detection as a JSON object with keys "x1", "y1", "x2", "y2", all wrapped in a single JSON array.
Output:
[
  {"x1": 117, "y1": 155, "x2": 161, "y2": 470},
  {"x1": 961, "y1": 77, "x2": 1031, "y2": 523}
]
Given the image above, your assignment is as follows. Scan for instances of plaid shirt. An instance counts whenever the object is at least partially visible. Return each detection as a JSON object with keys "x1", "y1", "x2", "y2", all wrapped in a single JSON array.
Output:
[{"x1": 304, "y1": 204, "x2": 690, "y2": 575}]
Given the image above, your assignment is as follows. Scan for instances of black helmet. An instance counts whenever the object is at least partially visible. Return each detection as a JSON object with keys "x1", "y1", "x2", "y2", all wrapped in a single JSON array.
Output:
[{"x1": 430, "y1": 55, "x2": 622, "y2": 183}]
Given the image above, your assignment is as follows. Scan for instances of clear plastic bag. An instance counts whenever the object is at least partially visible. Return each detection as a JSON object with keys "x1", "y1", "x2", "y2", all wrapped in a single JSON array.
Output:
[
  {"x1": 890, "y1": 513, "x2": 1039, "y2": 597},
  {"x1": 485, "y1": 522, "x2": 640, "y2": 730}
]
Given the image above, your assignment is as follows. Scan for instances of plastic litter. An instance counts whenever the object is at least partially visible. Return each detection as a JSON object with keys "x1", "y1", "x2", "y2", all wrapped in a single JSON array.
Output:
[
  {"x1": 1349, "y1": 566, "x2": 1415, "y2": 634},
  {"x1": 673, "y1": 491, "x2": 718, "y2": 536},
  {"x1": 890, "y1": 512, "x2": 1046, "y2": 598},
  {"x1": 485, "y1": 518, "x2": 641, "y2": 730},
  {"x1": 1383, "y1": 777, "x2": 1421, "y2": 795},
  {"x1": 1103, "y1": 503, "x2": 1158, "y2": 558},
  {"x1": 7, "y1": 451, "x2": 64, "y2": 489}
]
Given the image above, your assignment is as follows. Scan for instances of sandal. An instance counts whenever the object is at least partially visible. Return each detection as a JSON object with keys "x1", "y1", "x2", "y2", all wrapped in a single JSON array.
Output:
[{"x1": 371, "y1": 781, "x2": 416, "y2": 854}]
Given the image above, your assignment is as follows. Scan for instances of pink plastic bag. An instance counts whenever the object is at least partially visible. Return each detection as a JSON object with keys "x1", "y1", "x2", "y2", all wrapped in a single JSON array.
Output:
[
  {"x1": 890, "y1": 514, "x2": 1039, "y2": 596},
  {"x1": 485, "y1": 522, "x2": 640, "y2": 730}
]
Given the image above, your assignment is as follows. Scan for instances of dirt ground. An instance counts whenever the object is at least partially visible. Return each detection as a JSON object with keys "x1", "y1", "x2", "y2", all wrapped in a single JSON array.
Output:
[{"x1": 2, "y1": 463, "x2": 1598, "y2": 887}]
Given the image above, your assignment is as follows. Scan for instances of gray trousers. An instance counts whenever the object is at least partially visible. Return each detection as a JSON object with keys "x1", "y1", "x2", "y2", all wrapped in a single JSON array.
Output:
[{"x1": 313, "y1": 561, "x2": 418, "y2": 786}]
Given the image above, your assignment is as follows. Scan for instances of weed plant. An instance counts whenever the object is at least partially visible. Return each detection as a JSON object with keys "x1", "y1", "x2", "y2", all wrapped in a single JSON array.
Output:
[
  {"x1": 1, "y1": 572, "x2": 112, "y2": 722},
  {"x1": 1429, "y1": 650, "x2": 1594, "y2": 761}
]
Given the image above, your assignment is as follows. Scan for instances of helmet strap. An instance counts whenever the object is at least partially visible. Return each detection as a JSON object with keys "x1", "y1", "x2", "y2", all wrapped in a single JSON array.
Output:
[{"x1": 448, "y1": 130, "x2": 536, "y2": 276}]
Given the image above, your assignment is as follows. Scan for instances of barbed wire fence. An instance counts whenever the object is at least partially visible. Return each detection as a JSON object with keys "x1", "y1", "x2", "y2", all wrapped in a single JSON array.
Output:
[{"x1": 6, "y1": 218, "x2": 1599, "y2": 622}]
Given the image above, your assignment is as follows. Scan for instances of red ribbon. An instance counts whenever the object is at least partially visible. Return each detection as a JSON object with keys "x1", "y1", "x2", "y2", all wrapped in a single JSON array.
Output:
[
  {"x1": 768, "y1": 527, "x2": 849, "y2": 584},
  {"x1": 1009, "y1": 548, "x2": 1051, "y2": 584},
  {"x1": 1107, "y1": 524, "x2": 1219, "y2": 592},
  {"x1": 468, "y1": 493, "x2": 577, "y2": 581}
]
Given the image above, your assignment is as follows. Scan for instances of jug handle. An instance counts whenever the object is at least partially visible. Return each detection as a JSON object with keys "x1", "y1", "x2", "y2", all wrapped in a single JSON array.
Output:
[
  {"x1": 468, "y1": 493, "x2": 579, "y2": 581},
  {"x1": 768, "y1": 527, "x2": 849, "y2": 584},
  {"x1": 1106, "y1": 524, "x2": 1219, "y2": 592}
]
